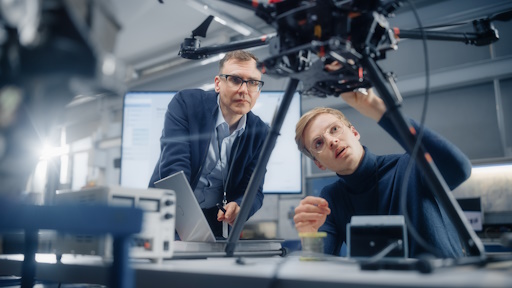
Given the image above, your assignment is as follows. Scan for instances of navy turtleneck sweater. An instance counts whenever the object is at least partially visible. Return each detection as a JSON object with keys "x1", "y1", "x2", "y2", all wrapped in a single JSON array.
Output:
[{"x1": 319, "y1": 111, "x2": 472, "y2": 258}]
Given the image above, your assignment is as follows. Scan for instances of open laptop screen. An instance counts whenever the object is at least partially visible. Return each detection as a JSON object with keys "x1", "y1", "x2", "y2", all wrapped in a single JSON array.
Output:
[{"x1": 154, "y1": 170, "x2": 217, "y2": 243}]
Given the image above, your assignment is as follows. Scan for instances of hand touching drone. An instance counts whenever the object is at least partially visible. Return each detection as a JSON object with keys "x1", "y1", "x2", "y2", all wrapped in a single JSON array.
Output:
[{"x1": 326, "y1": 61, "x2": 387, "y2": 122}]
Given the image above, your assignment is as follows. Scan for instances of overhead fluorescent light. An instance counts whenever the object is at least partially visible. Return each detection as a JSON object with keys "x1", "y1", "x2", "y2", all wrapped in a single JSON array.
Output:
[
  {"x1": 472, "y1": 163, "x2": 512, "y2": 176},
  {"x1": 200, "y1": 53, "x2": 225, "y2": 66},
  {"x1": 213, "y1": 16, "x2": 251, "y2": 36}
]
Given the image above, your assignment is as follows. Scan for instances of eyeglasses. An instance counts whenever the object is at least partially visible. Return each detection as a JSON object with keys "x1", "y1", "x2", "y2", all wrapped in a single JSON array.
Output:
[
  {"x1": 309, "y1": 121, "x2": 347, "y2": 155},
  {"x1": 219, "y1": 74, "x2": 264, "y2": 93}
]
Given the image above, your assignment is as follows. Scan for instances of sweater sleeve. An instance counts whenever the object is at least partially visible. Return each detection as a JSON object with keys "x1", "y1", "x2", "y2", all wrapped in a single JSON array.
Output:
[
  {"x1": 378, "y1": 113, "x2": 472, "y2": 189},
  {"x1": 319, "y1": 186, "x2": 346, "y2": 256}
]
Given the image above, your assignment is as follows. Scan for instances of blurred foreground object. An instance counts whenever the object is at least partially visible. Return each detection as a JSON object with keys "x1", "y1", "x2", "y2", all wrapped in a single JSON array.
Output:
[{"x1": 0, "y1": 0, "x2": 126, "y2": 201}]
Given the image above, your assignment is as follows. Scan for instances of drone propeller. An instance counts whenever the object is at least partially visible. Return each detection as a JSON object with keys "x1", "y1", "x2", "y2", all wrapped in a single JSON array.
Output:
[
  {"x1": 489, "y1": 10, "x2": 512, "y2": 22},
  {"x1": 192, "y1": 15, "x2": 214, "y2": 38},
  {"x1": 179, "y1": 15, "x2": 215, "y2": 59}
]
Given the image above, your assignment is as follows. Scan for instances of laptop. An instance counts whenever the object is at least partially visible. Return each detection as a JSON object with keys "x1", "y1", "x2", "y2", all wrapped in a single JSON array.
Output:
[
  {"x1": 154, "y1": 170, "x2": 217, "y2": 242},
  {"x1": 154, "y1": 170, "x2": 284, "y2": 257}
]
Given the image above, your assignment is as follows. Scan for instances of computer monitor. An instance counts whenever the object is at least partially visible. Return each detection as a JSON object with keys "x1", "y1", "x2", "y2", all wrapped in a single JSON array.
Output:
[{"x1": 120, "y1": 90, "x2": 302, "y2": 194}]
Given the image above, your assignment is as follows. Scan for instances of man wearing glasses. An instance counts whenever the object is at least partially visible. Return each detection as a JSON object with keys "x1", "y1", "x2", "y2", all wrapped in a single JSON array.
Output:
[
  {"x1": 293, "y1": 88, "x2": 472, "y2": 258},
  {"x1": 149, "y1": 50, "x2": 269, "y2": 238}
]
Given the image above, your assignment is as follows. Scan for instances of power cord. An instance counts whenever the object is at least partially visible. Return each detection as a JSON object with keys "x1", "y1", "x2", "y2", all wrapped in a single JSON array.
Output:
[
  {"x1": 357, "y1": 240, "x2": 433, "y2": 273},
  {"x1": 399, "y1": 0, "x2": 444, "y2": 258},
  {"x1": 366, "y1": 240, "x2": 404, "y2": 263}
]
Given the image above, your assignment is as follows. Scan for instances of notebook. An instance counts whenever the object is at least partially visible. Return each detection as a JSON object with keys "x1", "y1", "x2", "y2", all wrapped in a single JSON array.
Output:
[{"x1": 154, "y1": 170, "x2": 218, "y2": 242}]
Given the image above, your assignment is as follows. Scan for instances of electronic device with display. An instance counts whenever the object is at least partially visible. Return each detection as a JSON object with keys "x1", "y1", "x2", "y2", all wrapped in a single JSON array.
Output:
[
  {"x1": 54, "y1": 186, "x2": 176, "y2": 263},
  {"x1": 347, "y1": 215, "x2": 408, "y2": 259}
]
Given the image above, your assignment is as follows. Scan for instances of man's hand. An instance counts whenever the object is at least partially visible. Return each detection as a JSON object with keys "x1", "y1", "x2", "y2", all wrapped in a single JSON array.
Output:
[
  {"x1": 294, "y1": 196, "x2": 331, "y2": 233},
  {"x1": 325, "y1": 60, "x2": 386, "y2": 122},
  {"x1": 217, "y1": 201, "x2": 240, "y2": 226},
  {"x1": 340, "y1": 88, "x2": 386, "y2": 122}
]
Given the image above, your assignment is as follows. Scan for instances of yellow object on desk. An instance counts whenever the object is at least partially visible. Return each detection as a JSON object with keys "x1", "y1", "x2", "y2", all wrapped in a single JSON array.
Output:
[{"x1": 299, "y1": 232, "x2": 327, "y2": 261}]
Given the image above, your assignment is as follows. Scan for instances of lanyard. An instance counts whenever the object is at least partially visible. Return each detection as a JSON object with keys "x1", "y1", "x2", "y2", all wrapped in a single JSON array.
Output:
[
  {"x1": 216, "y1": 126, "x2": 241, "y2": 205},
  {"x1": 217, "y1": 126, "x2": 241, "y2": 238}
]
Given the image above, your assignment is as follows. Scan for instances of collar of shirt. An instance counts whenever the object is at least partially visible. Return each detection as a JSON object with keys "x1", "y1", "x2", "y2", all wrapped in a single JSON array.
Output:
[
  {"x1": 191, "y1": 96, "x2": 247, "y2": 209},
  {"x1": 215, "y1": 96, "x2": 246, "y2": 137}
]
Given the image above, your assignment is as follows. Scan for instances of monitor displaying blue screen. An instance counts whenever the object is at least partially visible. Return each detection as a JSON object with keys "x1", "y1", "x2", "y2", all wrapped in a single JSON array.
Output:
[{"x1": 120, "y1": 91, "x2": 302, "y2": 194}]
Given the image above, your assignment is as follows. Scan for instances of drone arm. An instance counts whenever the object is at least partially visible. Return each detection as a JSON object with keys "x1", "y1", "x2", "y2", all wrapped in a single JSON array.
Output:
[
  {"x1": 179, "y1": 34, "x2": 274, "y2": 59},
  {"x1": 395, "y1": 21, "x2": 499, "y2": 46}
]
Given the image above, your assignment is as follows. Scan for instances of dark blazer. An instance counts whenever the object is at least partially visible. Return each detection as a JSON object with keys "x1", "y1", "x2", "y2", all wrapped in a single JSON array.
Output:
[{"x1": 149, "y1": 89, "x2": 269, "y2": 232}]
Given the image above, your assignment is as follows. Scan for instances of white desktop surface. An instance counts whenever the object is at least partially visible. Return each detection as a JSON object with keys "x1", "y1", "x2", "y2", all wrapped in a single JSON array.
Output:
[{"x1": 1, "y1": 254, "x2": 512, "y2": 288}]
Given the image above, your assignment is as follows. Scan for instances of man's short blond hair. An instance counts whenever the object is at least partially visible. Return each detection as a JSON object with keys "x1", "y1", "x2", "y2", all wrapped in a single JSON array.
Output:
[{"x1": 295, "y1": 107, "x2": 352, "y2": 160}]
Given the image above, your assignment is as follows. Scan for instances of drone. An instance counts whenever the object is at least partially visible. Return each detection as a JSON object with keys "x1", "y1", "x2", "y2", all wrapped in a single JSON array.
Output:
[
  {"x1": 172, "y1": 0, "x2": 511, "y2": 261},
  {"x1": 177, "y1": 0, "x2": 507, "y2": 98}
]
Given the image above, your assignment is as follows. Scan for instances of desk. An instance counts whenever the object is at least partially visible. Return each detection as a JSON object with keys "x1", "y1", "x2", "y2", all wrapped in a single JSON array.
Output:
[{"x1": 1, "y1": 254, "x2": 512, "y2": 288}]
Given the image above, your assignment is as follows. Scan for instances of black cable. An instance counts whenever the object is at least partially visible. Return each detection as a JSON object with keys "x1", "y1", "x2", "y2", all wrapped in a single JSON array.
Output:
[
  {"x1": 366, "y1": 240, "x2": 403, "y2": 263},
  {"x1": 261, "y1": 250, "x2": 297, "y2": 288},
  {"x1": 399, "y1": 0, "x2": 443, "y2": 258}
]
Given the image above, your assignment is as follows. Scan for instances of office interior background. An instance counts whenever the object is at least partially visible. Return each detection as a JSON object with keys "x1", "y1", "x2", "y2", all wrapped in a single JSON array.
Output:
[{"x1": 1, "y1": 0, "x2": 512, "y2": 250}]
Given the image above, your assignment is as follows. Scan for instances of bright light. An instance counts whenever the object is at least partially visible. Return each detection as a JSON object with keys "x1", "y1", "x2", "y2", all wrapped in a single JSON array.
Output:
[
  {"x1": 102, "y1": 54, "x2": 116, "y2": 76},
  {"x1": 40, "y1": 143, "x2": 69, "y2": 160},
  {"x1": 36, "y1": 253, "x2": 57, "y2": 264},
  {"x1": 33, "y1": 160, "x2": 48, "y2": 191},
  {"x1": 60, "y1": 153, "x2": 69, "y2": 183},
  {"x1": 213, "y1": 16, "x2": 251, "y2": 36},
  {"x1": 472, "y1": 163, "x2": 512, "y2": 176},
  {"x1": 213, "y1": 16, "x2": 226, "y2": 25},
  {"x1": 200, "y1": 53, "x2": 225, "y2": 66}
]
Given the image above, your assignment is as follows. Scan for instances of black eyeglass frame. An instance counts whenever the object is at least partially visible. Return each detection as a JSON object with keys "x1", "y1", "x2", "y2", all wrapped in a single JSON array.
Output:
[{"x1": 218, "y1": 74, "x2": 264, "y2": 92}]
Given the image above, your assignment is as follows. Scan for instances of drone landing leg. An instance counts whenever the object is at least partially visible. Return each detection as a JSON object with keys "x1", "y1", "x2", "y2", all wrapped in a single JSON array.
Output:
[
  {"x1": 361, "y1": 54, "x2": 486, "y2": 259},
  {"x1": 225, "y1": 78, "x2": 300, "y2": 257}
]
